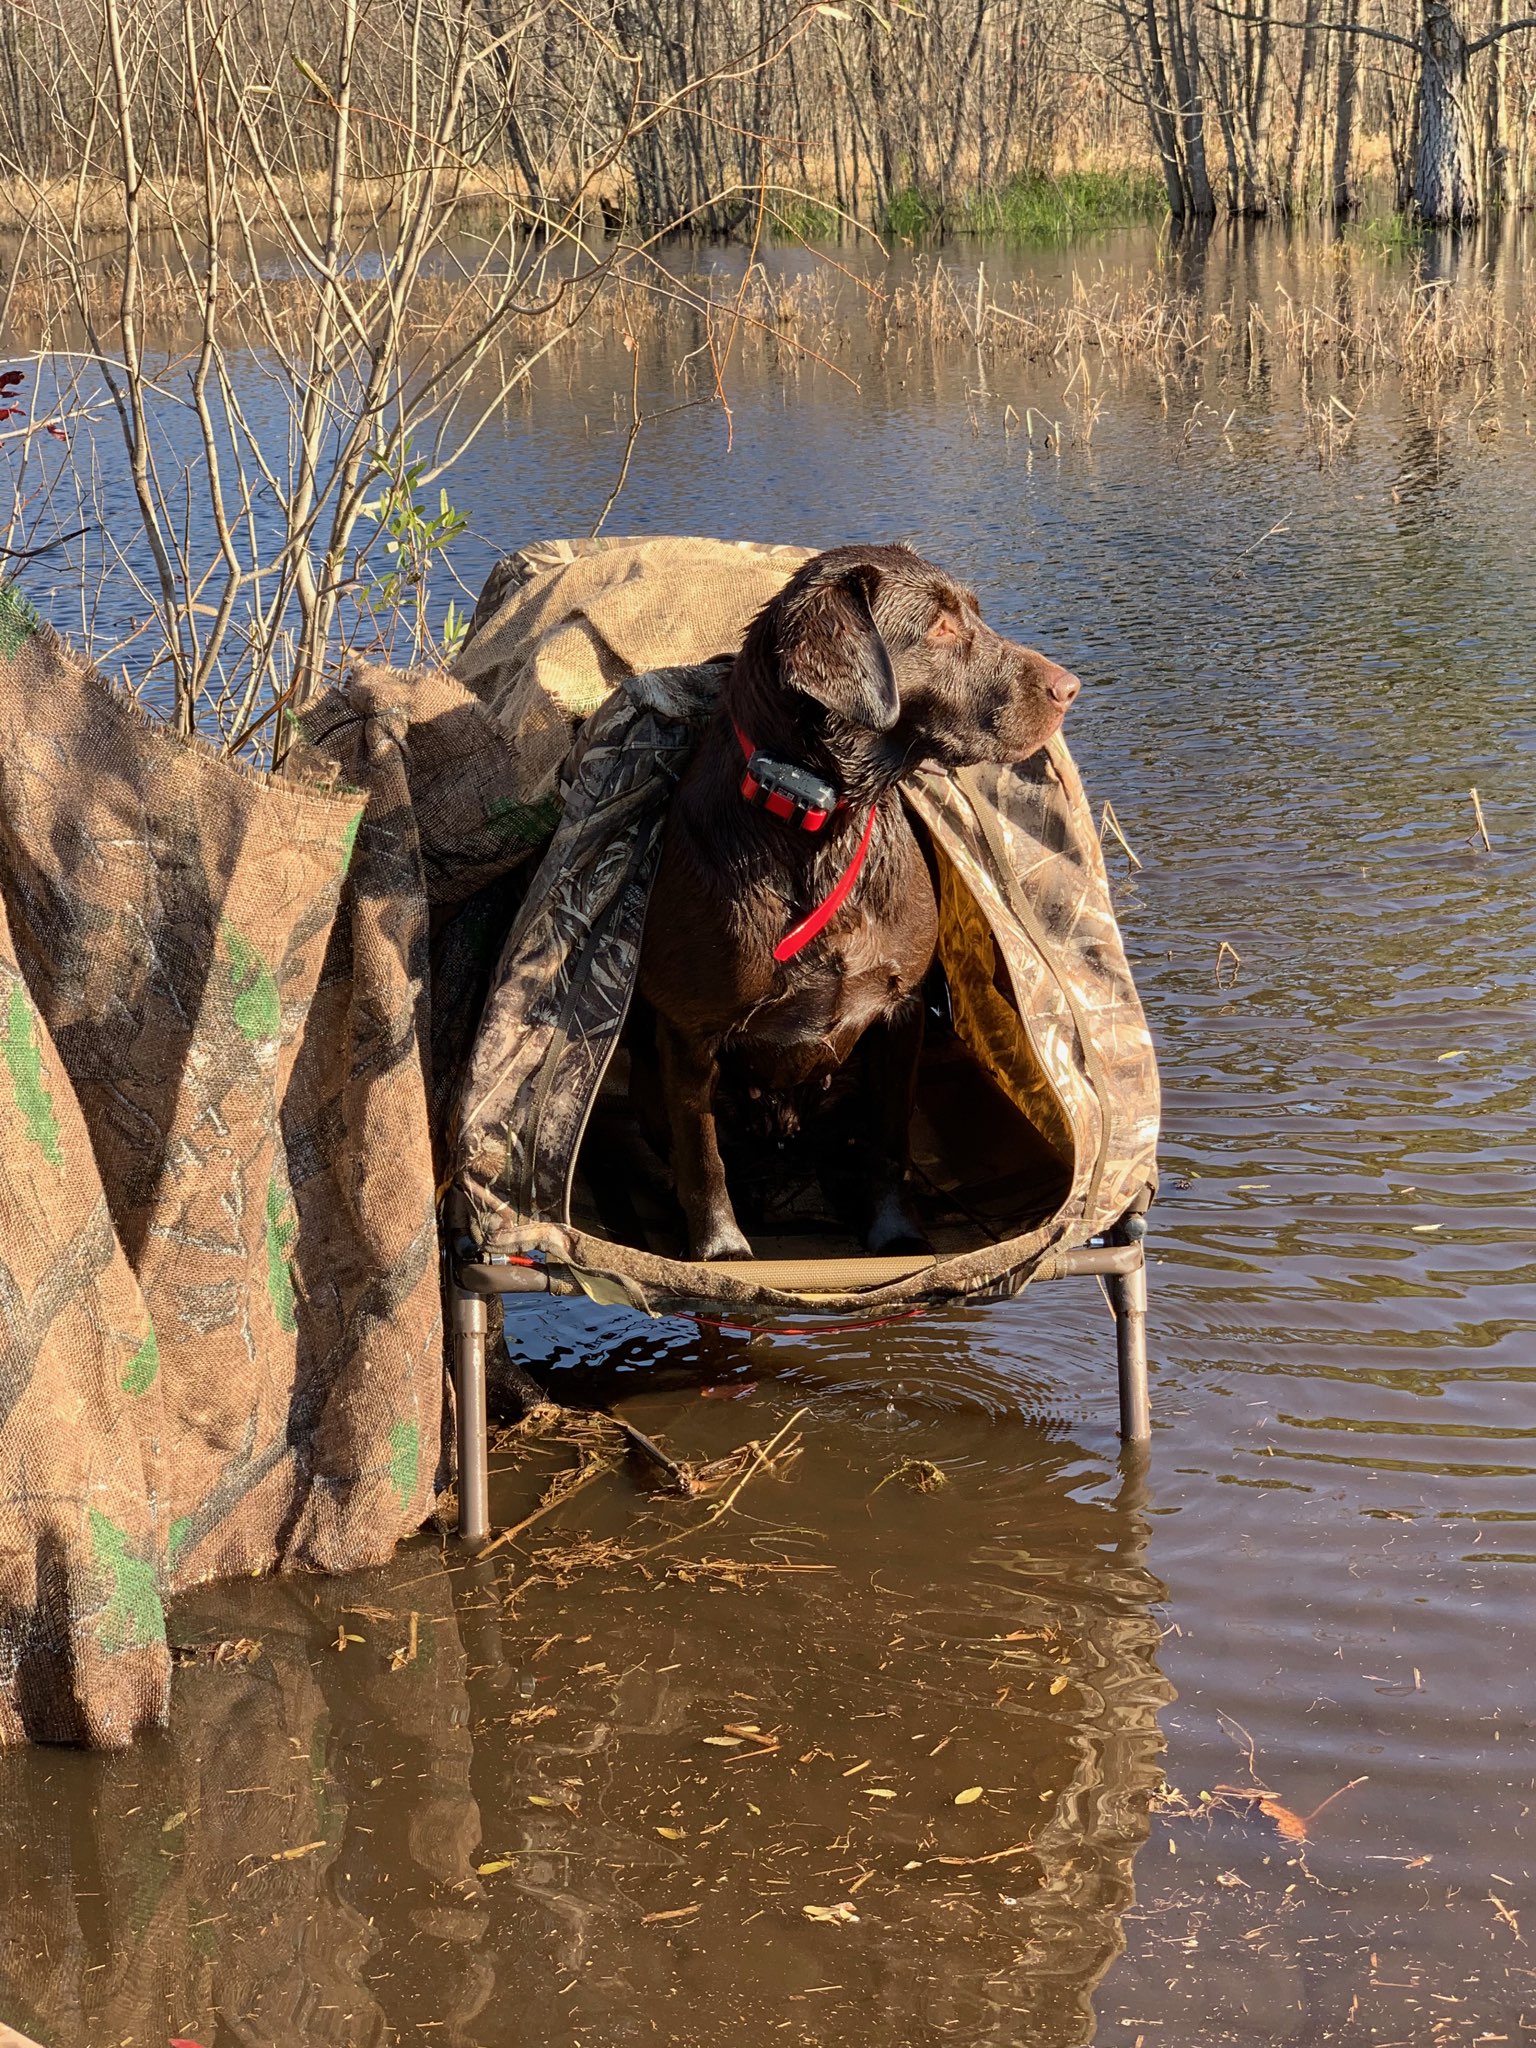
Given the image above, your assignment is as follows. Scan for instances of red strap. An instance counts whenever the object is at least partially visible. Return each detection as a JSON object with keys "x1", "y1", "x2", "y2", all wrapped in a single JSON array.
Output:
[
  {"x1": 772, "y1": 802, "x2": 879, "y2": 963},
  {"x1": 729, "y1": 719, "x2": 874, "y2": 959}
]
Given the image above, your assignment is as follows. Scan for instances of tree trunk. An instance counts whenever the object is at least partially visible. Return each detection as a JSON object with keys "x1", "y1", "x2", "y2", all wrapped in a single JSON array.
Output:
[
  {"x1": 1217, "y1": 5, "x2": 1271, "y2": 213},
  {"x1": 1485, "y1": 0, "x2": 1516, "y2": 207},
  {"x1": 943, "y1": 0, "x2": 990, "y2": 195},
  {"x1": 1166, "y1": 0, "x2": 1218, "y2": 219},
  {"x1": 1246, "y1": 1, "x2": 1279, "y2": 215},
  {"x1": 1284, "y1": 0, "x2": 1322, "y2": 211},
  {"x1": 1212, "y1": 21, "x2": 1245, "y2": 210},
  {"x1": 1415, "y1": 0, "x2": 1479, "y2": 221},
  {"x1": 1331, "y1": 0, "x2": 1363, "y2": 215},
  {"x1": 1117, "y1": 0, "x2": 1188, "y2": 219},
  {"x1": 859, "y1": 8, "x2": 900, "y2": 207}
]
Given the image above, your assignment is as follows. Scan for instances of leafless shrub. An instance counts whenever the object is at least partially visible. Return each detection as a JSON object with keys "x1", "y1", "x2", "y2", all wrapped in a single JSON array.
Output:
[{"x1": 0, "y1": 0, "x2": 813, "y2": 748}]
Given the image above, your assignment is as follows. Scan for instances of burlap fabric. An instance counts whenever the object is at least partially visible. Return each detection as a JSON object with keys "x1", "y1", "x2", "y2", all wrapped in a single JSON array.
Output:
[
  {"x1": 455, "y1": 533, "x2": 812, "y2": 776},
  {"x1": 454, "y1": 546, "x2": 1160, "y2": 1315},
  {"x1": 0, "y1": 586, "x2": 554, "y2": 1749}
]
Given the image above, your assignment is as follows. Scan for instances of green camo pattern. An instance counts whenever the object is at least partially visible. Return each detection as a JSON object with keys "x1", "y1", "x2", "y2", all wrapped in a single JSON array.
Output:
[
  {"x1": 388, "y1": 1420, "x2": 419, "y2": 1513},
  {"x1": 264, "y1": 1178, "x2": 298, "y2": 1332},
  {"x1": 224, "y1": 923, "x2": 281, "y2": 1043},
  {"x1": 88, "y1": 1509, "x2": 166, "y2": 1653},
  {"x1": 2, "y1": 981, "x2": 62, "y2": 1167},
  {"x1": 0, "y1": 581, "x2": 40, "y2": 661},
  {"x1": 120, "y1": 1325, "x2": 159, "y2": 1396}
]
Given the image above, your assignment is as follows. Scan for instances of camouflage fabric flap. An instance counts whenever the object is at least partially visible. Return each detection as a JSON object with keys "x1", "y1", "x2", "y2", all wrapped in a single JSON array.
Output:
[
  {"x1": 0, "y1": 595, "x2": 376, "y2": 1743},
  {"x1": 907, "y1": 747, "x2": 1160, "y2": 1242},
  {"x1": 452, "y1": 535, "x2": 813, "y2": 810},
  {"x1": 454, "y1": 671, "x2": 716, "y2": 1235}
]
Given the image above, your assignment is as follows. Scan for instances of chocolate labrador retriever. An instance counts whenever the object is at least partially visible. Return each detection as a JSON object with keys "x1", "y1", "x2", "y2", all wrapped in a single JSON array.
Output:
[{"x1": 636, "y1": 543, "x2": 1080, "y2": 1262}]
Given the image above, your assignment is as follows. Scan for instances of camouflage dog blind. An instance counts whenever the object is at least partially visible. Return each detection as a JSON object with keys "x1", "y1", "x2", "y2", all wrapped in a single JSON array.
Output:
[
  {"x1": 452, "y1": 540, "x2": 1160, "y2": 1318},
  {"x1": 0, "y1": 534, "x2": 1156, "y2": 1748}
]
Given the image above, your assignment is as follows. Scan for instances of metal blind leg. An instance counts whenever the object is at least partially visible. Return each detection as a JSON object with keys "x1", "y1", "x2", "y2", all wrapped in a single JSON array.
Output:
[
  {"x1": 1109, "y1": 1248, "x2": 1150, "y2": 1443},
  {"x1": 452, "y1": 1287, "x2": 490, "y2": 1544}
]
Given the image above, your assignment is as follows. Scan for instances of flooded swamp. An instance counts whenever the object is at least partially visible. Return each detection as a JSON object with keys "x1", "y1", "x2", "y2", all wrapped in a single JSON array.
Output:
[{"x1": 2, "y1": 221, "x2": 1535, "y2": 2046}]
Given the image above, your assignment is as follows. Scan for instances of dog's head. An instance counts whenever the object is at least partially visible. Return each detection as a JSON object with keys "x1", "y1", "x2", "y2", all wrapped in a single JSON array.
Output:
[{"x1": 738, "y1": 543, "x2": 1080, "y2": 773}]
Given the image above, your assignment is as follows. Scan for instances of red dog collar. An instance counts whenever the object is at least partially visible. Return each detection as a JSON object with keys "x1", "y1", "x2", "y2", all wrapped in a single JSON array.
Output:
[
  {"x1": 734, "y1": 719, "x2": 842, "y2": 832},
  {"x1": 732, "y1": 721, "x2": 878, "y2": 962}
]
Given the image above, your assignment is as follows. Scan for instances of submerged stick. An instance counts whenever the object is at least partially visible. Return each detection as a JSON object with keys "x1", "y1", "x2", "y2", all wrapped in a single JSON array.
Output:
[
  {"x1": 642, "y1": 1405, "x2": 810, "y2": 1556},
  {"x1": 1300, "y1": 1773, "x2": 1369, "y2": 1825},
  {"x1": 929, "y1": 1841, "x2": 1036, "y2": 1867},
  {"x1": 475, "y1": 1452, "x2": 615, "y2": 1559},
  {"x1": 710, "y1": 1406, "x2": 808, "y2": 1519},
  {"x1": 609, "y1": 1414, "x2": 697, "y2": 1496}
]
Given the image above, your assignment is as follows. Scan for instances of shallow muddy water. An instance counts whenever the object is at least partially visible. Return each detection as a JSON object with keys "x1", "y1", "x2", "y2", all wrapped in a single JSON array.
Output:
[{"x1": 3, "y1": 225, "x2": 1536, "y2": 2045}]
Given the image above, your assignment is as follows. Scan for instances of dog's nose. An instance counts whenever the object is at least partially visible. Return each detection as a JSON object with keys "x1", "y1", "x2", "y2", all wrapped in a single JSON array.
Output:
[{"x1": 1045, "y1": 663, "x2": 1081, "y2": 709}]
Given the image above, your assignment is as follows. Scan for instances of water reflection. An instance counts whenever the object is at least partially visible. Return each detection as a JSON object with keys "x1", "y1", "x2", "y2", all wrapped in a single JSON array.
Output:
[
  {"x1": 0, "y1": 1411, "x2": 1168, "y2": 2047},
  {"x1": 0, "y1": 1557, "x2": 488, "y2": 2045}
]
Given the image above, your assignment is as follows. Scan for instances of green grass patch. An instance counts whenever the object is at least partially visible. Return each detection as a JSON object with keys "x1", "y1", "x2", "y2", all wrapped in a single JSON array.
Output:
[
  {"x1": 1344, "y1": 212, "x2": 1425, "y2": 257},
  {"x1": 769, "y1": 195, "x2": 841, "y2": 241},
  {"x1": 884, "y1": 185, "x2": 944, "y2": 240},
  {"x1": 883, "y1": 167, "x2": 1165, "y2": 244}
]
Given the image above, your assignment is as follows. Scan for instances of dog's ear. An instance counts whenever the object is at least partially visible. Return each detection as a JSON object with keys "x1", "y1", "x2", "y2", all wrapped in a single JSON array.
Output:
[{"x1": 776, "y1": 563, "x2": 899, "y2": 732}]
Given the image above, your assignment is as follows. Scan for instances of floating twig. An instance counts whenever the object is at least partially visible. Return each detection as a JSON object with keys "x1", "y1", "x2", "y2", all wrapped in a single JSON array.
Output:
[
  {"x1": 1469, "y1": 786, "x2": 1493, "y2": 851},
  {"x1": 1215, "y1": 940, "x2": 1242, "y2": 989},
  {"x1": 927, "y1": 1840, "x2": 1036, "y2": 1867},
  {"x1": 1099, "y1": 801, "x2": 1143, "y2": 871},
  {"x1": 1213, "y1": 1772, "x2": 1368, "y2": 1843},
  {"x1": 869, "y1": 1456, "x2": 947, "y2": 1500},
  {"x1": 475, "y1": 1445, "x2": 617, "y2": 1559},
  {"x1": 643, "y1": 1406, "x2": 809, "y2": 1555},
  {"x1": 1490, "y1": 1891, "x2": 1523, "y2": 1942},
  {"x1": 388, "y1": 1610, "x2": 420, "y2": 1671}
]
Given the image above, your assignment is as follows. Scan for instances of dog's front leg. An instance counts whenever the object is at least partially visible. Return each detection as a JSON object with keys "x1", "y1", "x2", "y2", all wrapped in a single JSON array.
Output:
[
  {"x1": 859, "y1": 999, "x2": 933, "y2": 1257},
  {"x1": 655, "y1": 1016, "x2": 753, "y2": 1262}
]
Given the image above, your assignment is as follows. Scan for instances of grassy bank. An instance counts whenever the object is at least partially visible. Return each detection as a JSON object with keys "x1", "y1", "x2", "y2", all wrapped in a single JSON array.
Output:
[{"x1": 766, "y1": 164, "x2": 1166, "y2": 246}]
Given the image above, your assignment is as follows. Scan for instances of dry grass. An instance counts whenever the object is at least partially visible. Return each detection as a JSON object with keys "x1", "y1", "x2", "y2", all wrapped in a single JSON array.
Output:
[
  {"x1": 8, "y1": 170, "x2": 1529, "y2": 414},
  {"x1": 0, "y1": 165, "x2": 538, "y2": 239},
  {"x1": 867, "y1": 253, "x2": 1536, "y2": 391}
]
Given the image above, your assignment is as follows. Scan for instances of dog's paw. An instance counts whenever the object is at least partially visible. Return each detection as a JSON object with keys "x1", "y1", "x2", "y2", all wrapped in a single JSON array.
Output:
[
  {"x1": 693, "y1": 1222, "x2": 754, "y2": 1262},
  {"x1": 864, "y1": 1191, "x2": 933, "y2": 1258}
]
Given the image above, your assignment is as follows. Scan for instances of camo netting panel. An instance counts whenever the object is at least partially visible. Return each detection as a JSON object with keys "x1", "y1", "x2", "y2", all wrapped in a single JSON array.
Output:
[
  {"x1": 0, "y1": 586, "x2": 557, "y2": 1748},
  {"x1": 907, "y1": 748, "x2": 1161, "y2": 1245}
]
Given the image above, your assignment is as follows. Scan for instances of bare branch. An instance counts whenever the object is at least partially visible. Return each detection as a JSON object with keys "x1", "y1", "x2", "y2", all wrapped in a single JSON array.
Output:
[
  {"x1": 1205, "y1": 3, "x2": 1419, "y2": 52},
  {"x1": 1468, "y1": 15, "x2": 1536, "y2": 52}
]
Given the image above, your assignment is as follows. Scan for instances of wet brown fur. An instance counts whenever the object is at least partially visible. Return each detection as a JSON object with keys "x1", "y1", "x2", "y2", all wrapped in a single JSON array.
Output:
[{"x1": 636, "y1": 543, "x2": 1080, "y2": 1261}]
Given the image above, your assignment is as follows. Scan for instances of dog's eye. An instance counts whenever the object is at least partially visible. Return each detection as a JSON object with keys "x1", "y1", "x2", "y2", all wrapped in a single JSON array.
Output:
[{"x1": 928, "y1": 613, "x2": 961, "y2": 643}]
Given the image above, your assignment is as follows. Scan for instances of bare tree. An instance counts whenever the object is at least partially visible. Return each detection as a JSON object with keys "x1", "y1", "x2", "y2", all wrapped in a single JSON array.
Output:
[
  {"x1": 1, "y1": 0, "x2": 808, "y2": 744},
  {"x1": 1207, "y1": 0, "x2": 1536, "y2": 222}
]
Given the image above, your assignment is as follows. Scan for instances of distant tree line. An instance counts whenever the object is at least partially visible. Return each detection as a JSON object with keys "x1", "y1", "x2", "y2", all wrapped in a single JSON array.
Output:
[
  {"x1": 1120, "y1": 0, "x2": 1536, "y2": 224},
  {"x1": 0, "y1": 0, "x2": 1530, "y2": 744},
  {"x1": 0, "y1": 0, "x2": 1532, "y2": 242}
]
